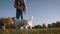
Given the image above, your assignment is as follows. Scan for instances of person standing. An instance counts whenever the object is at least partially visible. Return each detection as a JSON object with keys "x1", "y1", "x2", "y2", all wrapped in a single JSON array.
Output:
[{"x1": 14, "y1": 0, "x2": 27, "y2": 19}]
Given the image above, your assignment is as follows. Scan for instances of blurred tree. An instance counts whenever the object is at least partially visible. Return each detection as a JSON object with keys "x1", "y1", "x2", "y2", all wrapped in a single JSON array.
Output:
[
  {"x1": 33, "y1": 25, "x2": 41, "y2": 29},
  {"x1": 56, "y1": 21, "x2": 60, "y2": 27},
  {"x1": 42, "y1": 23, "x2": 46, "y2": 28},
  {"x1": 48, "y1": 24, "x2": 51, "y2": 28},
  {"x1": 51, "y1": 23, "x2": 56, "y2": 28}
]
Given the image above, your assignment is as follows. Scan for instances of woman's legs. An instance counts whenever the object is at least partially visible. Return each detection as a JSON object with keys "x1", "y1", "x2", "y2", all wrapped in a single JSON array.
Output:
[{"x1": 16, "y1": 10, "x2": 23, "y2": 19}]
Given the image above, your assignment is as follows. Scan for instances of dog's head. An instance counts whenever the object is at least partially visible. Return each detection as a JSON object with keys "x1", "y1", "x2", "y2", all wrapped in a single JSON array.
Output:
[{"x1": 12, "y1": 17, "x2": 17, "y2": 20}]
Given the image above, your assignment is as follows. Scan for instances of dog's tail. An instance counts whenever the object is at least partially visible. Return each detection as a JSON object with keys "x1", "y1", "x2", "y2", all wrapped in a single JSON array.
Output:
[
  {"x1": 28, "y1": 16, "x2": 33, "y2": 21},
  {"x1": 31, "y1": 16, "x2": 33, "y2": 20}
]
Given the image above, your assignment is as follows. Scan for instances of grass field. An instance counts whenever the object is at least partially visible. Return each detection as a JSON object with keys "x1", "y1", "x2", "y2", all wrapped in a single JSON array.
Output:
[{"x1": 0, "y1": 28, "x2": 60, "y2": 34}]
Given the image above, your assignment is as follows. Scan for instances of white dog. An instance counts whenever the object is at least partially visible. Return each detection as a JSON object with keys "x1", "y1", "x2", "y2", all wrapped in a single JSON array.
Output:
[{"x1": 12, "y1": 16, "x2": 33, "y2": 30}]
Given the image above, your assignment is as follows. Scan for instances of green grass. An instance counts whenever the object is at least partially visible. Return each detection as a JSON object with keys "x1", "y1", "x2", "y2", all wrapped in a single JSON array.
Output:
[{"x1": 0, "y1": 28, "x2": 60, "y2": 34}]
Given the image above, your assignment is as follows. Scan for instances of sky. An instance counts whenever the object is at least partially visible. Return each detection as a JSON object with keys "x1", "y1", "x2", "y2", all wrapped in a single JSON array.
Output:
[{"x1": 0, "y1": 0, "x2": 60, "y2": 26}]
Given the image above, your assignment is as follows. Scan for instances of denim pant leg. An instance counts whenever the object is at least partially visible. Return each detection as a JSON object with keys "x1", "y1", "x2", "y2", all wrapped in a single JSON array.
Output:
[
  {"x1": 20, "y1": 11, "x2": 23, "y2": 19},
  {"x1": 16, "y1": 11, "x2": 20, "y2": 19},
  {"x1": 16, "y1": 10, "x2": 23, "y2": 19}
]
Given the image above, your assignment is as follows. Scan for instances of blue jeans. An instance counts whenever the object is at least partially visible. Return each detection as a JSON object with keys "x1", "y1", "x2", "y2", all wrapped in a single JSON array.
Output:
[{"x1": 16, "y1": 9, "x2": 23, "y2": 19}]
